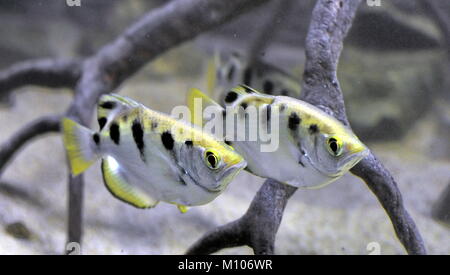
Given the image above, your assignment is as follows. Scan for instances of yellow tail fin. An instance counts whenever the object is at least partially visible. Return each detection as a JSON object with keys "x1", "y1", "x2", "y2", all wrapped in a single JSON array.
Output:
[{"x1": 62, "y1": 118, "x2": 98, "y2": 176}]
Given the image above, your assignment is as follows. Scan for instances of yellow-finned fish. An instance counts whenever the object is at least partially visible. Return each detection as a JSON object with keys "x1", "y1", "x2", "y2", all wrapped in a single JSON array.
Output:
[
  {"x1": 209, "y1": 51, "x2": 301, "y2": 104},
  {"x1": 187, "y1": 85, "x2": 368, "y2": 189},
  {"x1": 62, "y1": 94, "x2": 246, "y2": 211}
]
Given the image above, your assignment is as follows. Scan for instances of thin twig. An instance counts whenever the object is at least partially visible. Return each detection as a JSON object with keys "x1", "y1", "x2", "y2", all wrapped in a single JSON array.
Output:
[
  {"x1": 0, "y1": 59, "x2": 82, "y2": 96},
  {"x1": 0, "y1": 114, "x2": 61, "y2": 176}
]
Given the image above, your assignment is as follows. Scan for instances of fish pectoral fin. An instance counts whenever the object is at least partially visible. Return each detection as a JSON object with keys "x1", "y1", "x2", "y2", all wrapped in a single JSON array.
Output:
[
  {"x1": 101, "y1": 157, "x2": 159, "y2": 209},
  {"x1": 97, "y1": 93, "x2": 141, "y2": 130},
  {"x1": 187, "y1": 88, "x2": 223, "y2": 127},
  {"x1": 177, "y1": 204, "x2": 189, "y2": 213}
]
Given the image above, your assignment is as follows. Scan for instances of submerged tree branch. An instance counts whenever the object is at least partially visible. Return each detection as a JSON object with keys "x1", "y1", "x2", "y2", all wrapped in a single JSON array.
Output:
[
  {"x1": 246, "y1": 0, "x2": 293, "y2": 65},
  {"x1": 301, "y1": 0, "x2": 425, "y2": 255},
  {"x1": 187, "y1": 0, "x2": 426, "y2": 255},
  {"x1": 187, "y1": 179, "x2": 296, "y2": 255},
  {"x1": 0, "y1": 59, "x2": 82, "y2": 98},
  {"x1": 0, "y1": 114, "x2": 61, "y2": 176}
]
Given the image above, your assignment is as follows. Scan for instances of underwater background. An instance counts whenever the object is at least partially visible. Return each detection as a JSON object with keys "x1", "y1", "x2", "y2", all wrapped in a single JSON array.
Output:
[{"x1": 0, "y1": 0, "x2": 448, "y2": 254}]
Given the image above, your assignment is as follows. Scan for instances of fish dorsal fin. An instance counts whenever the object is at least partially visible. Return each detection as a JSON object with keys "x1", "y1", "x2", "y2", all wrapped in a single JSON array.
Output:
[
  {"x1": 97, "y1": 94, "x2": 141, "y2": 131},
  {"x1": 101, "y1": 156, "x2": 159, "y2": 209},
  {"x1": 187, "y1": 88, "x2": 223, "y2": 127},
  {"x1": 222, "y1": 85, "x2": 273, "y2": 107}
]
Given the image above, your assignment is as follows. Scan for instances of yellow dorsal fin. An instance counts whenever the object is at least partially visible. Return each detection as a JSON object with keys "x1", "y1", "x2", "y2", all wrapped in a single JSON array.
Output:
[
  {"x1": 187, "y1": 88, "x2": 223, "y2": 127},
  {"x1": 97, "y1": 94, "x2": 140, "y2": 131},
  {"x1": 101, "y1": 156, "x2": 159, "y2": 209}
]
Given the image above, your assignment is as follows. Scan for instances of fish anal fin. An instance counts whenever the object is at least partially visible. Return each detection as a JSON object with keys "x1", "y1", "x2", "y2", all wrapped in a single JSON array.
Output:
[
  {"x1": 177, "y1": 204, "x2": 189, "y2": 213},
  {"x1": 101, "y1": 157, "x2": 159, "y2": 209}
]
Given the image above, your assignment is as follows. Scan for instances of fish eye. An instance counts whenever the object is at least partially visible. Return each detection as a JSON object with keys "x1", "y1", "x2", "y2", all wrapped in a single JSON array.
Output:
[
  {"x1": 204, "y1": 150, "x2": 220, "y2": 170},
  {"x1": 326, "y1": 137, "x2": 343, "y2": 157}
]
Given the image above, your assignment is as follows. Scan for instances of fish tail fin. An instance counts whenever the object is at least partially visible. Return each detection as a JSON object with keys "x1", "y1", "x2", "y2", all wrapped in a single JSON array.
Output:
[{"x1": 62, "y1": 118, "x2": 99, "y2": 176}]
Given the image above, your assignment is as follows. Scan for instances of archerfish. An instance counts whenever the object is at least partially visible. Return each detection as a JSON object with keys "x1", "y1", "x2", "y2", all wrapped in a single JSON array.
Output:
[
  {"x1": 187, "y1": 85, "x2": 369, "y2": 189},
  {"x1": 62, "y1": 94, "x2": 246, "y2": 211},
  {"x1": 207, "y1": 51, "x2": 301, "y2": 105}
]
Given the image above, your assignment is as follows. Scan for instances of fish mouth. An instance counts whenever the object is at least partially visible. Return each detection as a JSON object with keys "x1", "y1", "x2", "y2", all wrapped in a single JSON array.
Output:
[
  {"x1": 302, "y1": 153, "x2": 341, "y2": 180},
  {"x1": 181, "y1": 161, "x2": 246, "y2": 194},
  {"x1": 181, "y1": 171, "x2": 222, "y2": 194},
  {"x1": 338, "y1": 149, "x2": 369, "y2": 171},
  {"x1": 217, "y1": 160, "x2": 247, "y2": 181}
]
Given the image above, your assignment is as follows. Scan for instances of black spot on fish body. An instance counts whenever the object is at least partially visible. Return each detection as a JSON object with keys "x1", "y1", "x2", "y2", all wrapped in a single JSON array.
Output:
[
  {"x1": 151, "y1": 121, "x2": 158, "y2": 130},
  {"x1": 288, "y1": 112, "x2": 301, "y2": 131},
  {"x1": 98, "y1": 117, "x2": 107, "y2": 131},
  {"x1": 93, "y1": 133, "x2": 100, "y2": 145},
  {"x1": 185, "y1": 140, "x2": 193, "y2": 147},
  {"x1": 263, "y1": 80, "x2": 274, "y2": 94},
  {"x1": 110, "y1": 123, "x2": 120, "y2": 145},
  {"x1": 265, "y1": 104, "x2": 272, "y2": 122},
  {"x1": 241, "y1": 102, "x2": 248, "y2": 110},
  {"x1": 298, "y1": 158, "x2": 305, "y2": 167},
  {"x1": 222, "y1": 109, "x2": 227, "y2": 119},
  {"x1": 280, "y1": 104, "x2": 286, "y2": 112},
  {"x1": 224, "y1": 140, "x2": 232, "y2": 146},
  {"x1": 224, "y1": 91, "x2": 238, "y2": 103},
  {"x1": 309, "y1": 124, "x2": 319, "y2": 134},
  {"x1": 100, "y1": 101, "x2": 116, "y2": 109},
  {"x1": 241, "y1": 85, "x2": 255, "y2": 94},
  {"x1": 132, "y1": 119, "x2": 145, "y2": 161},
  {"x1": 161, "y1": 131, "x2": 174, "y2": 150},
  {"x1": 243, "y1": 67, "x2": 252, "y2": 85}
]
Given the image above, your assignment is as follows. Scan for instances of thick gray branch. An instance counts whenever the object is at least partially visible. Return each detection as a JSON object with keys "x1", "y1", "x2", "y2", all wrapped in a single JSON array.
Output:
[
  {"x1": 300, "y1": 0, "x2": 426, "y2": 255},
  {"x1": 351, "y1": 154, "x2": 426, "y2": 254},
  {"x1": 0, "y1": 114, "x2": 61, "y2": 176},
  {"x1": 0, "y1": 59, "x2": 82, "y2": 96},
  {"x1": 187, "y1": 179, "x2": 296, "y2": 255}
]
